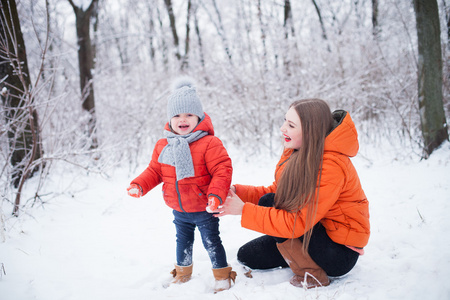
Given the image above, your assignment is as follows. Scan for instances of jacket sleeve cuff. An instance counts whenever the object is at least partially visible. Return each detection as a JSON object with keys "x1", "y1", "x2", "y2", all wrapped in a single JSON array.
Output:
[{"x1": 207, "y1": 193, "x2": 222, "y2": 204}]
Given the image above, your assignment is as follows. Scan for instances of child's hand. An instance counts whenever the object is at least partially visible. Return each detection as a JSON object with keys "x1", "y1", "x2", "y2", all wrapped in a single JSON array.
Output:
[
  {"x1": 206, "y1": 196, "x2": 220, "y2": 213},
  {"x1": 127, "y1": 184, "x2": 143, "y2": 198},
  {"x1": 213, "y1": 189, "x2": 244, "y2": 217}
]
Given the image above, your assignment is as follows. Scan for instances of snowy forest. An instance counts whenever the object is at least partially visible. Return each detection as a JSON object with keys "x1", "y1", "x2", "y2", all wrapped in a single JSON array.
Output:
[
  {"x1": 1, "y1": 0, "x2": 449, "y2": 219},
  {"x1": 0, "y1": 0, "x2": 449, "y2": 299}
]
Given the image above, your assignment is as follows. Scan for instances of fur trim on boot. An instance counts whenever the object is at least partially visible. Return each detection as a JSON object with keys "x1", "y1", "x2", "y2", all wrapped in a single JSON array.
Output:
[{"x1": 212, "y1": 265, "x2": 237, "y2": 293}]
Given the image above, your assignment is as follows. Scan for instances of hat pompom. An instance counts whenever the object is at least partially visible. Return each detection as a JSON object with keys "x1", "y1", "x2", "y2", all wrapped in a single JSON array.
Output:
[{"x1": 171, "y1": 76, "x2": 195, "y2": 91}]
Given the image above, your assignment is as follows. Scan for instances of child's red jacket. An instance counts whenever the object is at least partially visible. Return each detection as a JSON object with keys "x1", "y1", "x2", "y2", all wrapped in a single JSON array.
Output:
[{"x1": 131, "y1": 113, "x2": 232, "y2": 213}]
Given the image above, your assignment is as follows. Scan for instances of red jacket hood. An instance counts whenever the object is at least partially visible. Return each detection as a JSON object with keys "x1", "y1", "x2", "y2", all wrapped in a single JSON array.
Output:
[
  {"x1": 164, "y1": 113, "x2": 215, "y2": 136},
  {"x1": 324, "y1": 110, "x2": 359, "y2": 157}
]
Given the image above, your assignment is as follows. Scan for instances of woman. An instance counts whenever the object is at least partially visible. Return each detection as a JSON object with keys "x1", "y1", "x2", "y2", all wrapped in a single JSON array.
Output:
[{"x1": 213, "y1": 99, "x2": 370, "y2": 288}]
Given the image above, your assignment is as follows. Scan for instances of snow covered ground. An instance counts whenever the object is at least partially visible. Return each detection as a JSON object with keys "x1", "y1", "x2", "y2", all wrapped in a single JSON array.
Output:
[{"x1": 1, "y1": 141, "x2": 449, "y2": 300}]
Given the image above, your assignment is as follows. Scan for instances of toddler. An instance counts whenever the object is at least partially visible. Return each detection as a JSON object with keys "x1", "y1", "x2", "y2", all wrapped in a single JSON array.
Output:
[{"x1": 127, "y1": 77, "x2": 236, "y2": 292}]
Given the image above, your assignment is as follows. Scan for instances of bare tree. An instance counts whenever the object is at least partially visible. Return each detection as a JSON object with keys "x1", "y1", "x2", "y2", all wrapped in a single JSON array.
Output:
[
  {"x1": 91, "y1": 0, "x2": 99, "y2": 69},
  {"x1": 0, "y1": 0, "x2": 53, "y2": 216},
  {"x1": 443, "y1": 0, "x2": 449, "y2": 50},
  {"x1": 284, "y1": 0, "x2": 294, "y2": 39},
  {"x1": 156, "y1": 5, "x2": 169, "y2": 69},
  {"x1": 182, "y1": 0, "x2": 192, "y2": 70},
  {"x1": 164, "y1": 0, "x2": 181, "y2": 61},
  {"x1": 372, "y1": 0, "x2": 379, "y2": 37},
  {"x1": 193, "y1": 1, "x2": 205, "y2": 68},
  {"x1": 283, "y1": 0, "x2": 296, "y2": 75},
  {"x1": 413, "y1": 0, "x2": 448, "y2": 157},
  {"x1": 145, "y1": 1, "x2": 156, "y2": 65},
  {"x1": 200, "y1": 0, "x2": 233, "y2": 64},
  {"x1": 256, "y1": 0, "x2": 268, "y2": 72},
  {"x1": 144, "y1": 0, "x2": 169, "y2": 69},
  {"x1": 311, "y1": 0, "x2": 328, "y2": 41},
  {"x1": 67, "y1": 0, "x2": 99, "y2": 149},
  {"x1": 0, "y1": 0, "x2": 43, "y2": 192}
]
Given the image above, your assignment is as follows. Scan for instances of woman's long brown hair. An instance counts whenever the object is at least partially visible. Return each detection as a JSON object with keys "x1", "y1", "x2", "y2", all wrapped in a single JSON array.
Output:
[{"x1": 274, "y1": 99, "x2": 334, "y2": 251}]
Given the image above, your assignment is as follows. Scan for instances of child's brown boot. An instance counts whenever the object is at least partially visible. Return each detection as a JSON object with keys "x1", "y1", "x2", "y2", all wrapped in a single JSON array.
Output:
[
  {"x1": 212, "y1": 265, "x2": 237, "y2": 293},
  {"x1": 170, "y1": 264, "x2": 193, "y2": 284}
]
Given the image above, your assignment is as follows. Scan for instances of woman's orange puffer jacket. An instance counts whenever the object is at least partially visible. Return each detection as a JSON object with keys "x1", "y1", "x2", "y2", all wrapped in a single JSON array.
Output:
[
  {"x1": 131, "y1": 113, "x2": 232, "y2": 213},
  {"x1": 234, "y1": 111, "x2": 370, "y2": 248}
]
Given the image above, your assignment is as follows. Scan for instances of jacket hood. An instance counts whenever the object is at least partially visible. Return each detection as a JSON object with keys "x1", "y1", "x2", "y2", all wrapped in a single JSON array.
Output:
[
  {"x1": 164, "y1": 112, "x2": 215, "y2": 136},
  {"x1": 324, "y1": 110, "x2": 359, "y2": 157}
]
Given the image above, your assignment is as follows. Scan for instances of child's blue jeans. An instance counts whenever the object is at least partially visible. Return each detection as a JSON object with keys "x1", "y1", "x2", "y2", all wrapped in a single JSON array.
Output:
[{"x1": 173, "y1": 210, "x2": 228, "y2": 269}]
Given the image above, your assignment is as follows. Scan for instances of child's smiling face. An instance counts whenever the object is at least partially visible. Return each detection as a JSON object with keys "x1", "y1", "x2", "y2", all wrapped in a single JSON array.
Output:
[
  {"x1": 280, "y1": 107, "x2": 303, "y2": 150},
  {"x1": 170, "y1": 113, "x2": 200, "y2": 135}
]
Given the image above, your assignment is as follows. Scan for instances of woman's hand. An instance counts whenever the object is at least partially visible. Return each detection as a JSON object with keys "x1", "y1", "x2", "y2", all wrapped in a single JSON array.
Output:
[{"x1": 213, "y1": 189, "x2": 244, "y2": 217}]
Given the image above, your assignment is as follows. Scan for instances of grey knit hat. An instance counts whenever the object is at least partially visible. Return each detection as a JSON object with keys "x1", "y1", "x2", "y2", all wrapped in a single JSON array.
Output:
[{"x1": 167, "y1": 76, "x2": 205, "y2": 122}]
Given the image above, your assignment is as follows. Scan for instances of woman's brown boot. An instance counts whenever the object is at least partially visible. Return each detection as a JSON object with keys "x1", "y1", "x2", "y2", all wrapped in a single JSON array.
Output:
[
  {"x1": 170, "y1": 264, "x2": 193, "y2": 284},
  {"x1": 212, "y1": 265, "x2": 237, "y2": 293},
  {"x1": 276, "y1": 239, "x2": 330, "y2": 289}
]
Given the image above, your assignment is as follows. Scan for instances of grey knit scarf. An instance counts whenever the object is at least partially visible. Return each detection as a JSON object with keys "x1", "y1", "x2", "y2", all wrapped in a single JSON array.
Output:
[{"x1": 158, "y1": 130, "x2": 208, "y2": 180}]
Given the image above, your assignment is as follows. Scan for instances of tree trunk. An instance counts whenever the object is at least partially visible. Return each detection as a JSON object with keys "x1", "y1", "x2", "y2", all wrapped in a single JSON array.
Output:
[
  {"x1": 164, "y1": 0, "x2": 181, "y2": 60},
  {"x1": 284, "y1": 0, "x2": 294, "y2": 39},
  {"x1": 193, "y1": 2, "x2": 205, "y2": 68},
  {"x1": 257, "y1": 0, "x2": 268, "y2": 72},
  {"x1": 283, "y1": 0, "x2": 295, "y2": 75},
  {"x1": 156, "y1": 5, "x2": 169, "y2": 70},
  {"x1": 91, "y1": 0, "x2": 99, "y2": 69},
  {"x1": 145, "y1": 1, "x2": 156, "y2": 65},
  {"x1": 68, "y1": 0, "x2": 99, "y2": 149},
  {"x1": 372, "y1": 0, "x2": 379, "y2": 37},
  {"x1": 444, "y1": 0, "x2": 450, "y2": 50},
  {"x1": 413, "y1": 0, "x2": 449, "y2": 157},
  {"x1": 311, "y1": 0, "x2": 328, "y2": 41},
  {"x1": 182, "y1": 0, "x2": 192, "y2": 70},
  {"x1": 1, "y1": 0, "x2": 44, "y2": 215},
  {"x1": 200, "y1": 0, "x2": 232, "y2": 64},
  {"x1": 0, "y1": 1, "x2": 43, "y2": 184}
]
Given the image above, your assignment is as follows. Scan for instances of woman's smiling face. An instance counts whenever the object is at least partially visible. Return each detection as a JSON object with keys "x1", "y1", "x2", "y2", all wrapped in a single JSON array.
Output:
[{"x1": 280, "y1": 107, "x2": 303, "y2": 150}]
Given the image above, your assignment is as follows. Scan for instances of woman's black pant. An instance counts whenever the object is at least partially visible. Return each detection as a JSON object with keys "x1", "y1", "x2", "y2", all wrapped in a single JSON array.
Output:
[{"x1": 237, "y1": 193, "x2": 359, "y2": 277}]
